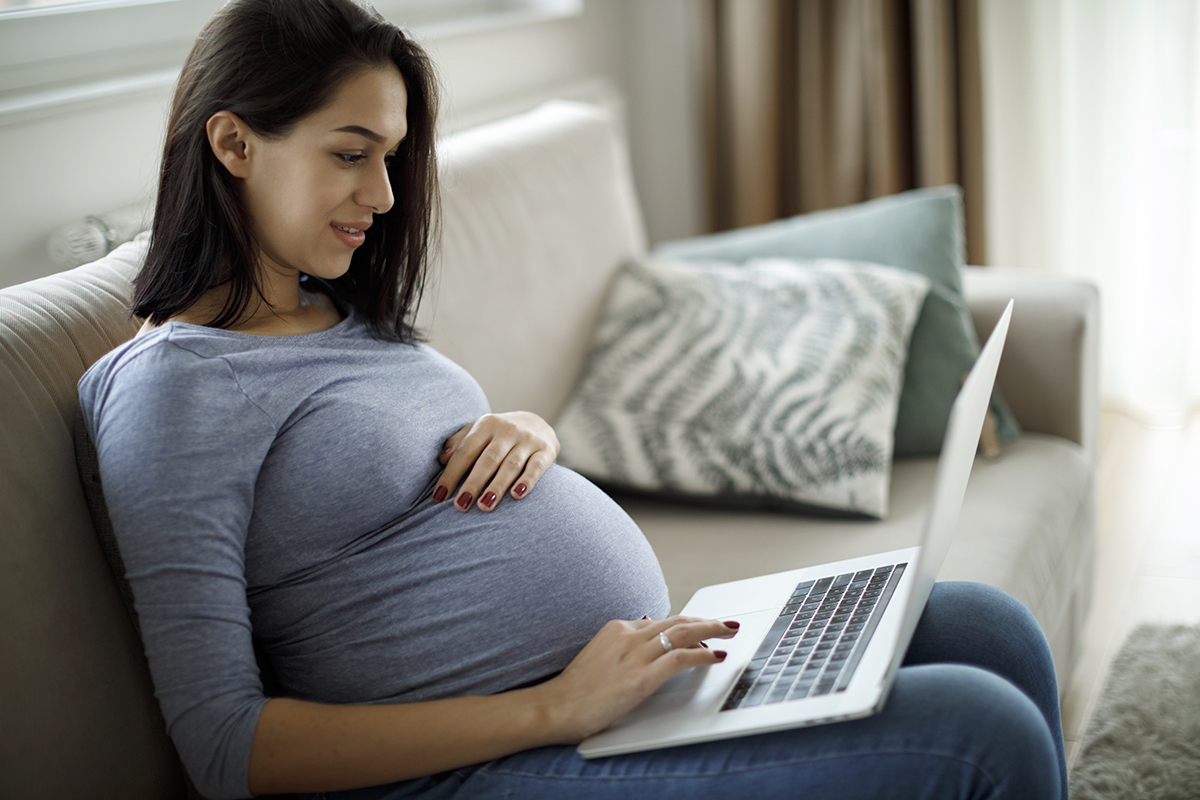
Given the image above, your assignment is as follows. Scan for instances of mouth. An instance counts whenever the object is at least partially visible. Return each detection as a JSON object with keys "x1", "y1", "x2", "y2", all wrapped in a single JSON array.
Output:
[{"x1": 331, "y1": 222, "x2": 370, "y2": 248}]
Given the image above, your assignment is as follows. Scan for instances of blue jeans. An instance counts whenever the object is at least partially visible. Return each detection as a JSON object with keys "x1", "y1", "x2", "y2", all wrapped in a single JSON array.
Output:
[{"x1": 321, "y1": 583, "x2": 1066, "y2": 800}]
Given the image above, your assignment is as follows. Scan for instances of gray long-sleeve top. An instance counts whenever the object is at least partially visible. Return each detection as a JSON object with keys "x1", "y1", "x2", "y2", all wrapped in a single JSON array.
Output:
[{"x1": 79, "y1": 312, "x2": 670, "y2": 799}]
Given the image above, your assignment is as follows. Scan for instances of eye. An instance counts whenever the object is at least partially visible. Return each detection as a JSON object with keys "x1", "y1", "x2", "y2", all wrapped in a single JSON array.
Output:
[{"x1": 337, "y1": 153, "x2": 366, "y2": 165}]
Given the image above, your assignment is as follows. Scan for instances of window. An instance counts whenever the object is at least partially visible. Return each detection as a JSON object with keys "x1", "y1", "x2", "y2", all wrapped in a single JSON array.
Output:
[
  {"x1": 0, "y1": 0, "x2": 580, "y2": 97},
  {"x1": 0, "y1": 0, "x2": 580, "y2": 122},
  {"x1": 0, "y1": 0, "x2": 111, "y2": 10},
  {"x1": 0, "y1": 0, "x2": 221, "y2": 100}
]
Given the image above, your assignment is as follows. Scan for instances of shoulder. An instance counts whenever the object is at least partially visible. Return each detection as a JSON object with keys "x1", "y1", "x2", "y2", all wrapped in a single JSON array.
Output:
[
  {"x1": 82, "y1": 325, "x2": 234, "y2": 394},
  {"x1": 79, "y1": 325, "x2": 276, "y2": 440}
]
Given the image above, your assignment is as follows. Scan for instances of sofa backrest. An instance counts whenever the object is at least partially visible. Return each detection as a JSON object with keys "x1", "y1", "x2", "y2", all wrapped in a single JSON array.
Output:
[
  {"x1": 0, "y1": 240, "x2": 186, "y2": 798},
  {"x1": 0, "y1": 100, "x2": 644, "y2": 799},
  {"x1": 417, "y1": 101, "x2": 647, "y2": 419}
]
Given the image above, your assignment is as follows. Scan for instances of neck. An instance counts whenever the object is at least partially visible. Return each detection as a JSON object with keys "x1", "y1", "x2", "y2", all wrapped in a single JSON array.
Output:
[
  {"x1": 252, "y1": 256, "x2": 306, "y2": 319},
  {"x1": 154, "y1": 258, "x2": 343, "y2": 337}
]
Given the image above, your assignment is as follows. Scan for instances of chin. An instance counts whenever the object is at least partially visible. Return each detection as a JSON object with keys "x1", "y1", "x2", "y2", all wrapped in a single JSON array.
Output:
[{"x1": 306, "y1": 260, "x2": 354, "y2": 282}]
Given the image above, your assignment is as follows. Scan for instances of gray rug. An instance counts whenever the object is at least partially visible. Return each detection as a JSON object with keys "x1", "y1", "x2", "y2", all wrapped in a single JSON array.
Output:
[{"x1": 1070, "y1": 624, "x2": 1200, "y2": 800}]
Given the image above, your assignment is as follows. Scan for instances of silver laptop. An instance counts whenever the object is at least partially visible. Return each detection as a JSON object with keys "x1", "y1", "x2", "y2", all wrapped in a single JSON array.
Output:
[{"x1": 578, "y1": 300, "x2": 1014, "y2": 759}]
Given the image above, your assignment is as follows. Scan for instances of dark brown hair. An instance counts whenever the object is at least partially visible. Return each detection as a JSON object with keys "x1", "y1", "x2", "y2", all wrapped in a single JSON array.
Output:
[{"x1": 132, "y1": 0, "x2": 439, "y2": 342}]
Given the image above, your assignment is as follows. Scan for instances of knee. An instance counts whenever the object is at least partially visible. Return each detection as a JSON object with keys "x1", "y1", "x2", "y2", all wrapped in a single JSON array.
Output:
[
  {"x1": 926, "y1": 582, "x2": 1040, "y2": 636},
  {"x1": 912, "y1": 583, "x2": 1057, "y2": 681},
  {"x1": 892, "y1": 663, "x2": 1062, "y2": 799}
]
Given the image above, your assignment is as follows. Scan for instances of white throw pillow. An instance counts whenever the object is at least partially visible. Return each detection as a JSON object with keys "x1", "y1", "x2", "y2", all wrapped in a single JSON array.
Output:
[{"x1": 555, "y1": 256, "x2": 929, "y2": 518}]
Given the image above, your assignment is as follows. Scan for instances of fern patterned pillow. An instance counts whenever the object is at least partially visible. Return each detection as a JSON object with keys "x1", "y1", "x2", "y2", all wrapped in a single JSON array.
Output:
[{"x1": 555, "y1": 257, "x2": 930, "y2": 518}]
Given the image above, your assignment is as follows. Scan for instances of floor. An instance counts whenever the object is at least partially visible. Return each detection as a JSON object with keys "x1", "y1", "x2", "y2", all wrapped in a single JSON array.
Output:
[{"x1": 1060, "y1": 408, "x2": 1200, "y2": 772}]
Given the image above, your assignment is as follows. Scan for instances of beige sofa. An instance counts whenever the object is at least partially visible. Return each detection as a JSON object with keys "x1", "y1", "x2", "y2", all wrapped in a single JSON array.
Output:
[{"x1": 0, "y1": 101, "x2": 1097, "y2": 799}]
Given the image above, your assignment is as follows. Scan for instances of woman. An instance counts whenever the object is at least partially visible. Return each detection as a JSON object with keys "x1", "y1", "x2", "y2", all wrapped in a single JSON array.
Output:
[{"x1": 79, "y1": 1, "x2": 1067, "y2": 798}]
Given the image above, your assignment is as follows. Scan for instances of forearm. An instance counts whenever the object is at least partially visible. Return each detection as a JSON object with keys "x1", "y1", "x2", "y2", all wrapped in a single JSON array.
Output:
[
  {"x1": 246, "y1": 615, "x2": 736, "y2": 795},
  {"x1": 247, "y1": 688, "x2": 568, "y2": 795}
]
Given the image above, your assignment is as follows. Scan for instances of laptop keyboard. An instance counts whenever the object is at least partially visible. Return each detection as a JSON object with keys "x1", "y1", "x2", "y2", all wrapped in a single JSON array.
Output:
[{"x1": 720, "y1": 563, "x2": 907, "y2": 711}]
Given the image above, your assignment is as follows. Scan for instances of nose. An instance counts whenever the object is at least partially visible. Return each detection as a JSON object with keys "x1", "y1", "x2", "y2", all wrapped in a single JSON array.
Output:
[{"x1": 358, "y1": 156, "x2": 394, "y2": 215}]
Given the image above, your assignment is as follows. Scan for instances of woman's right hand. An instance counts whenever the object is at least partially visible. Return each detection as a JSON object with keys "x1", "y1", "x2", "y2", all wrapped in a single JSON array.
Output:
[
  {"x1": 247, "y1": 616, "x2": 738, "y2": 794},
  {"x1": 531, "y1": 616, "x2": 739, "y2": 744}
]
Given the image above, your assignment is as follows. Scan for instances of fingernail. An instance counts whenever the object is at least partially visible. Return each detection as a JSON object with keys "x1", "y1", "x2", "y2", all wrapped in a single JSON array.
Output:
[
  {"x1": 700, "y1": 641, "x2": 709, "y2": 649},
  {"x1": 723, "y1": 621, "x2": 740, "y2": 630},
  {"x1": 713, "y1": 650, "x2": 728, "y2": 661},
  {"x1": 457, "y1": 492, "x2": 473, "y2": 510},
  {"x1": 513, "y1": 483, "x2": 528, "y2": 498},
  {"x1": 481, "y1": 492, "x2": 497, "y2": 509},
  {"x1": 641, "y1": 614, "x2": 650, "y2": 620},
  {"x1": 440, "y1": 445, "x2": 453, "y2": 457},
  {"x1": 433, "y1": 485, "x2": 448, "y2": 502}
]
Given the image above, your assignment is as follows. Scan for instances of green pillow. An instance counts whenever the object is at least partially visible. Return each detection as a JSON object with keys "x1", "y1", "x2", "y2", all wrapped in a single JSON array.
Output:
[{"x1": 655, "y1": 186, "x2": 1019, "y2": 456}]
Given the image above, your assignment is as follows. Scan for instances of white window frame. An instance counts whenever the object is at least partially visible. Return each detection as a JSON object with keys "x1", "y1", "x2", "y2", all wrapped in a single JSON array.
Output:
[
  {"x1": 0, "y1": 0, "x2": 581, "y2": 125},
  {"x1": 0, "y1": 1, "x2": 221, "y2": 97}
]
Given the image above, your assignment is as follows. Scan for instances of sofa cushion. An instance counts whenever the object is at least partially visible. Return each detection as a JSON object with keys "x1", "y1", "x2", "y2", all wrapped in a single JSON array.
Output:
[
  {"x1": 556, "y1": 256, "x2": 928, "y2": 517},
  {"x1": 655, "y1": 186, "x2": 1021, "y2": 457}
]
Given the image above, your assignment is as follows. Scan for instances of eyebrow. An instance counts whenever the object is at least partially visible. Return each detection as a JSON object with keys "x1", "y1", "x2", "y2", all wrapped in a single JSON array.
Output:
[{"x1": 333, "y1": 125, "x2": 386, "y2": 144}]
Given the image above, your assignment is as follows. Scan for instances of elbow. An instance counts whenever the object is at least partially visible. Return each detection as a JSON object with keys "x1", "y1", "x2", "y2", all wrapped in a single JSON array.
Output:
[{"x1": 169, "y1": 697, "x2": 268, "y2": 800}]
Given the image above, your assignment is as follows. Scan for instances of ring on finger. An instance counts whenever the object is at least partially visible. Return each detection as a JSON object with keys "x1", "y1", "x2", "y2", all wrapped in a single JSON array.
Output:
[{"x1": 658, "y1": 631, "x2": 673, "y2": 654}]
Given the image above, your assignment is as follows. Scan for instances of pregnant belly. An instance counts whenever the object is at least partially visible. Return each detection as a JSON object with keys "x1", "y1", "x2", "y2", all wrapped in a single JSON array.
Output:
[{"x1": 258, "y1": 465, "x2": 671, "y2": 704}]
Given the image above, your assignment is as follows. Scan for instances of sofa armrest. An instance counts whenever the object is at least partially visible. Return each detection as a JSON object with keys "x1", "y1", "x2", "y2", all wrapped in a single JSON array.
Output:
[{"x1": 963, "y1": 267, "x2": 1099, "y2": 457}]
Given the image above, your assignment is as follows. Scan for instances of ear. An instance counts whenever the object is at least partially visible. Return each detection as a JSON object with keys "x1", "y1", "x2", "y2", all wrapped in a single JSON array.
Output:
[{"x1": 206, "y1": 110, "x2": 254, "y2": 179}]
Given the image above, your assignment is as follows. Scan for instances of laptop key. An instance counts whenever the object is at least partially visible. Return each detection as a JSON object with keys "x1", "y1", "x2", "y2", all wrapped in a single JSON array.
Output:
[
  {"x1": 765, "y1": 681, "x2": 794, "y2": 704},
  {"x1": 752, "y1": 614, "x2": 793, "y2": 662},
  {"x1": 722, "y1": 675, "x2": 756, "y2": 706},
  {"x1": 739, "y1": 680, "x2": 775, "y2": 708},
  {"x1": 790, "y1": 580, "x2": 816, "y2": 599},
  {"x1": 790, "y1": 680, "x2": 815, "y2": 699}
]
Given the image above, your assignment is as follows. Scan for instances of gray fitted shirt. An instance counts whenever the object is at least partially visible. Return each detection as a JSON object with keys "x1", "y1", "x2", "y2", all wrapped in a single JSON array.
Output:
[{"x1": 78, "y1": 312, "x2": 670, "y2": 800}]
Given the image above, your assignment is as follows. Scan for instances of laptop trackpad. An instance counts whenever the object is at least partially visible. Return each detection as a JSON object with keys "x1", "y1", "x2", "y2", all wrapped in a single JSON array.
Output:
[{"x1": 649, "y1": 607, "x2": 781, "y2": 699}]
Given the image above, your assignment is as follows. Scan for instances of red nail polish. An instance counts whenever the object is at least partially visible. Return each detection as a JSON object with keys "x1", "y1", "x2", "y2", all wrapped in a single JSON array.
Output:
[
  {"x1": 457, "y1": 492, "x2": 473, "y2": 509},
  {"x1": 700, "y1": 641, "x2": 709, "y2": 649},
  {"x1": 713, "y1": 650, "x2": 727, "y2": 661},
  {"x1": 481, "y1": 491, "x2": 497, "y2": 508},
  {"x1": 641, "y1": 614, "x2": 650, "y2": 620},
  {"x1": 433, "y1": 485, "x2": 448, "y2": 502},
  {"x1": 723, "y1": 621, "x2": 740, "y2": 630},
  {"x1": 440, "y1": 445, "x2": 453, "y2": 456},
  {"x1": 513, "y1": 483, "x2": 528, "y2": 498}
]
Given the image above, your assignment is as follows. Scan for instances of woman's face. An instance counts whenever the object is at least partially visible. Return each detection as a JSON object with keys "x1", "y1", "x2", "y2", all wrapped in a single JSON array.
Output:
[{"x1": 236, "y1": 66, "x2": 409, "y2": 282}]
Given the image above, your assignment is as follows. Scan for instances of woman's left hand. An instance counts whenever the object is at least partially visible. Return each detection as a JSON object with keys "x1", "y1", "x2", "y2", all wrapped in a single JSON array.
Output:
[{"x1": 432, "y1": 412, "x2": 560, "y2": 512}]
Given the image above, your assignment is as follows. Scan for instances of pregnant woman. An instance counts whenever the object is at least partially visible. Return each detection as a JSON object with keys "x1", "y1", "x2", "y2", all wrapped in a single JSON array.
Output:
[{"x1": 79, "y1": 1, "x2": 1067, "y2": 798}]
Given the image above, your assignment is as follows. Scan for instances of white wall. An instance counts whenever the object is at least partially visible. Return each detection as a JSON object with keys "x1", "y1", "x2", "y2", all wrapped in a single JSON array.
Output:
[
  {"x1": 0, "y1": 0, "x2": 706, "y2": 289},
  {"x1": 0, "y1": 85, "x2": 172, "y2": 288},
  {"x1": 621, "y1": 1, "x2": 707, "y2": 249}
]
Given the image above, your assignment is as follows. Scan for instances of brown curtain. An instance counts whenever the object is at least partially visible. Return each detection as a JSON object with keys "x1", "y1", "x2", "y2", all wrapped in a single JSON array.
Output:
[{"x1": 701, "y1": 0, "x2": 987, "y2": 264}]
